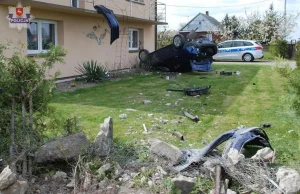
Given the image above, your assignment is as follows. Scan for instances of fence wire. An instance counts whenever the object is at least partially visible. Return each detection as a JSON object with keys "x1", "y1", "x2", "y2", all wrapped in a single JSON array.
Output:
[{"x1": 97, "y1": 143, "x2": 282, "y2": 194}]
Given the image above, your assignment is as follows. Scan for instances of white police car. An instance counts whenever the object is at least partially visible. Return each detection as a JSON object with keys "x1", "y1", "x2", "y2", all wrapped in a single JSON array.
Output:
[{"x1": 213, "y1": 40, "x2": 264, "y2": 62}]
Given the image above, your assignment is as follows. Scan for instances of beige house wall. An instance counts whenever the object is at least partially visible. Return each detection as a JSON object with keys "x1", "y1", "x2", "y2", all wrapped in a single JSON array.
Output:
[
  {"x1": 0, "y1": 4, "x2": 155, "y2": 78},
  {"x1": 34, "y1": 0, "x2": 156, "y2": 21}
]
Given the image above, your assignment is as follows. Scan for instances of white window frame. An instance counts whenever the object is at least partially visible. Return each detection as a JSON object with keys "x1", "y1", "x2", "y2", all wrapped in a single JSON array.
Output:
[
  {"x1": 70, "y1": 0, "x2": 79, "y2": 8},
  {"x1": 27, "y1": 20, "x2": 58, "y2": 55},
  {"x1": 128, "y1": 28, "x2": 139, "y2": 50},
  {"x1": 206, "y1": 33, "x2": 213, "y2": 41}
]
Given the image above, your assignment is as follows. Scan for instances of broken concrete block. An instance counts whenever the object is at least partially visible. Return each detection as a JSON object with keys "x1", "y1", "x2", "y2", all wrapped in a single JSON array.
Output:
[
  {"x1": 0, "y1": 180, "x2": 29, "y2": 194},
  {"x1": 52, "y1": 171, "x2": 67, "y2": 182},
  {"x1": 149, "y1": 138, "x2": 183, "y2": 165},
  {"x1": 0, "y1": 166, "x2": 17, "y2": 190},
  {"x1": 143, "y1": 100, "x2": 152, "y2": 105},
  {"x1": 66, "y1": 179, "x2": 75, "y2": 189},
  {"x1": 172, "y1": 175, "x2": 197, "y2": 194},
  {"x1": 251, "y1": 147, "x2": 275, "y2": 161},
  {"x1": 35, "y1": 132, "x2": 90, "y2": 163},
  {"x1": 227, "y1": 148, "x2": 245, "y2": 165},
  {"x1": 276, "y1": 167, "x2": 300, "y2": 194},
  {"x1": 92, "y1": 117, "x2": 114, "y2": 157}
]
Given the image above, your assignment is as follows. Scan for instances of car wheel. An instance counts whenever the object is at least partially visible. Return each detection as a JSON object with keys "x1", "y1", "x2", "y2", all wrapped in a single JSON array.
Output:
[
  {"x1": 173, "y1": 34, "x2": 186, "y2": 49},
  {"x1": 242, "y1": 53, "x2": 254, "y2": 62},
  {"x1": 139, "y1": 49, "x2": 149, "y2": 62}
]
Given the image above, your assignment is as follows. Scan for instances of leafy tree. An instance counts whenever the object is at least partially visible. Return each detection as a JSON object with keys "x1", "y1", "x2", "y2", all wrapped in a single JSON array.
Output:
[
  {"x1": 157, "y1": 27, "x2": 175, "y2": 49},
  {"x1": 219, "y1": 4, "x2": 299, "y2": 43}
]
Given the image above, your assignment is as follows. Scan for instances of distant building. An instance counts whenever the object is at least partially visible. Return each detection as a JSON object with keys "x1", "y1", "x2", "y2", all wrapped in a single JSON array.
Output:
[{"x1": 179, "y1": 11, "x2": 221, "y2": 41}]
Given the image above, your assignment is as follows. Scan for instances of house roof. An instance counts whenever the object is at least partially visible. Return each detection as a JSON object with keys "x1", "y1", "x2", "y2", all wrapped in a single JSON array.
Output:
[
  {"x1": 179, "y1": 12, "x2": 220, "y2": 32},
  {"x1": 0, "y1": 0, "x2": 167, "y2": 25}
]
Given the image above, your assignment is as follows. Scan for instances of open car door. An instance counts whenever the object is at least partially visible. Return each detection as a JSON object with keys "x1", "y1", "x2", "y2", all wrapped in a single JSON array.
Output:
[{"x1": 94, "y1": 5, "x2": 119, "y2": 44}]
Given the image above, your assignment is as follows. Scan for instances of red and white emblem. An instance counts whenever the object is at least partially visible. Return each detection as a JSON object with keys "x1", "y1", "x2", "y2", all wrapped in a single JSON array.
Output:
[{"x1": 16, "y1": 7, "x2": 23, "y2": 17}]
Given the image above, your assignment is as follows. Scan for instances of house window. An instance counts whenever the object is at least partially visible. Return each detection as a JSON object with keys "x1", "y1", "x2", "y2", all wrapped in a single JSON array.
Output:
[
  {"x1": 128, "y1": 29, "x2": 139, "y2": 50},
  {"x1": 27, "y1": 20, "x2": 57, "y2": 55},
  {"x1": 206, "y1": 33, "x2": 212, "y2": 41},
  {"x1": 71, "y1": 0, "x2": 79, "y2": 8}
]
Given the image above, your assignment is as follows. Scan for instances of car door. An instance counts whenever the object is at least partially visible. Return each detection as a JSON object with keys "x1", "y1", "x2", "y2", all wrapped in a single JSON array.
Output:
[
  {"x1": 231, "y1": 41, "x2": 245, "y2": 60},
  {"x1": 213, "y1": 41, "x2": 232, "y2": 60},
  {"x1": 214, "y1": 41, "x2": 233, "y2": 60}
]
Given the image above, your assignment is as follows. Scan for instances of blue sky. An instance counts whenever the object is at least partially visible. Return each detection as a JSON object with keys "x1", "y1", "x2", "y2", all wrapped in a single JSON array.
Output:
[{"x1": 159, "y1": 0, "x2": 300, "y2": 40}]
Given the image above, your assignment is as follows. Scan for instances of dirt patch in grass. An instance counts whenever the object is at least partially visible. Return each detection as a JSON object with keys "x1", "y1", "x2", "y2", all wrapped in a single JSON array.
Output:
[{"x1": 55, "y1": 81, "x2": 98, "y2": 92}]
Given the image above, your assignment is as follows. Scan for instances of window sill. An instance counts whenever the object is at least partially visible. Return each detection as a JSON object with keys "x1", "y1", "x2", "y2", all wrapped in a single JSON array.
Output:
[
  {"x1": 129, "y1": 50, "x2": 140, "y2": 53},
  {"x1": 126, "y1": 0, "x2": 145, "y2": 5}
]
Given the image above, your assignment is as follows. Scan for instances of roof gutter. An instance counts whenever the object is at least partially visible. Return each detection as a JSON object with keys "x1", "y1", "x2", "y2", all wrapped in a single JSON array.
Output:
[{"x1": 0, "y1": 0, "x2": 167, "y2": 25}]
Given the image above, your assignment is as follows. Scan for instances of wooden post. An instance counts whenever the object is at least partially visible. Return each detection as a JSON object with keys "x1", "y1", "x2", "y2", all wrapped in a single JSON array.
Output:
[
  {"x1": 215, "y1": 165, "x2": 222, "y2": 194},
  {"x1": 10, "y1": 97, "x2": 16, "y2": 173}
]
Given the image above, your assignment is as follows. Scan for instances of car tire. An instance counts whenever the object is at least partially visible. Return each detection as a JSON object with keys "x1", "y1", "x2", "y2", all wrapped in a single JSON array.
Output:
[
  {"x1": 173, "y1": 34, "x2": 186, "y2": 49},
  {"x1": 242, "y1": 53, "x2": 254, "y2": 62},
  {"x1": 139, "y1": 49, "x2": 149, "y2": 62}
]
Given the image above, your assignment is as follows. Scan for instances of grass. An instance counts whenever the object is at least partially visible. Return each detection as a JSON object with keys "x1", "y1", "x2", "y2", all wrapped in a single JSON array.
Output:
[
  {"x1": 262, "y1": 51, "x2": 276, "y2": 60},
  {"x1": 50, "y1": 64, "x2": 300, "y2": 168}
]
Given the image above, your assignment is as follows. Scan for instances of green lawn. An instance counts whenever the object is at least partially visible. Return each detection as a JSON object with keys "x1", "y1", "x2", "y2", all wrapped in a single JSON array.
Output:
[
  {"x1": 263, "y1": 51, "x2": 277, "y2": 60},
  {"x1": 50, "y1": 64, "x2": 300, "y2": 168}
]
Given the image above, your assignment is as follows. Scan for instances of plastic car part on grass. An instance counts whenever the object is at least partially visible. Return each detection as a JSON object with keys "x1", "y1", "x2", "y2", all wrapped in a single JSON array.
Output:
[
  {"x1": 174, "y1": 127, "x2": 273, "y2": 172},
  {"x1": 94, "y1": 5, "x2": 119, "y2": 44},
  {"x1": 183, "y1": 110, "x2": 199, "y2": 123},
  {"x1": 167, "y1": 85, "x2": 211, "y2": 96}
]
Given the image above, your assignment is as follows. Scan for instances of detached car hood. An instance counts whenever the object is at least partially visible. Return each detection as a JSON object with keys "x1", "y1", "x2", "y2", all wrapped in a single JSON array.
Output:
[{"x1": 94, "y1": 5, "x2": 119, "y2": 44}]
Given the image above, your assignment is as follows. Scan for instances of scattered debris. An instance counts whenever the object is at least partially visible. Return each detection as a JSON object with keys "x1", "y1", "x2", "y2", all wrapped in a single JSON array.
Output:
[
  {"x1": 172, "y1": 175, "x2": 197, "y2": 194},
  {"x1": 66, "y1": 179, "x2": 75, "y2": 189},
  {"x1": 52, "y1": 171, "x2": 67, "y2": 182},
  {"x1": 142, "y1": 124, "x2": 151, "y2": 134},
  {"x1": 261, "y1": 123, "x2": 272, "y2": 128},
  {"x1": 126, "y1": 108, "x2": 137, "y2": 112},
  {"x1": 35, "y1": 132, "x2": 89, "y2": 163},
  {"x1": 172, "y1": 131, "x2": 185, "y2": 141},
  {"x1": 0, "y1": 166, "x2": 17, "y2": 190},
  {"x1": 0, "y1": 166, "x2": 28, "y2": 194},
  {"x1": 149, "y1": 138, "x2": 184, "y2": 165},
  {"x1": 183, "y1": 110, "x2": 199, "y2": 123},
  {"x1": 119, "y1": 114, "x2": 128, "y2": 119},
  {"x1": 251, "y1": 147, "x2": 275, "y2": 162},
  {"x1": 220, "y1": 71, "x2": 232, "y2": 76},
  {"x1": 1, "y1": 180, "x2": 29, "y2": 194},
  {"x1": 276, "y1": 167, "x2": 300, "y2": 193},
  {"x1": 91, "y1": 117, "x2": 114, "y2": 157},
  {"x1": 227, "y1": 148, "x2": 245, "y2": 165},
  {"x1": 167, "y1": 85, "x2": 211, "y2": 96},
  {"x1": 174, "y1": 127, "x2": 272, "y2": 172},
  {"x1": 143, "y1": 100, "x2": 152, "y2": 105}
]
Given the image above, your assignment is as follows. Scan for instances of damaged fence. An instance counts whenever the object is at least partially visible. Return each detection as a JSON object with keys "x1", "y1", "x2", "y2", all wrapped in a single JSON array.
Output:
[{"x1": 96, "y1": 126, "x2": 299, "y2": 194}]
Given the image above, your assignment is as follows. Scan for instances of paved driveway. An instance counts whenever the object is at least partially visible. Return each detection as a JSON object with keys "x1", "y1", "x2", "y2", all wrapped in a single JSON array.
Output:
[{"x1": 214, "y1": 60, "x2": 296, "y2": 68}]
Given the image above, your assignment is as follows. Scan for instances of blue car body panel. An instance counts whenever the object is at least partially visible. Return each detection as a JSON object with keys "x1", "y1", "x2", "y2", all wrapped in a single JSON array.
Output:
[
  {"x1": 174, "y1": 127, "x2": 272, "y2": 172},
  {"x1": 94, "y1": 5, "x2": 119, "y2": 44}
]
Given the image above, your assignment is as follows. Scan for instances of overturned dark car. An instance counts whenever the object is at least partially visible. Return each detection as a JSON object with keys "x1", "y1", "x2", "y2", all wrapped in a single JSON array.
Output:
[{"x1": 139, "y1": 33, "x2": 218, "y2": 72}]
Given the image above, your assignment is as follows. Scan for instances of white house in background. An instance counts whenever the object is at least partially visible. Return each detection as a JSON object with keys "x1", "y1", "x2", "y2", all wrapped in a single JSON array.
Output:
[{"x1": 179, "y1": 11, "x2": 221, "y2": 41}]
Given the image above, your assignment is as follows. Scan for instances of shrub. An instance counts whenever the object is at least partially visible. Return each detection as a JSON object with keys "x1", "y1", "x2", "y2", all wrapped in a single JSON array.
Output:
[
  {"x1": 269, "y1": 39, "x2": 288, "y2": 58},
  {"x1": 295, "y1": 41, "x2": 300, "y2": 68},
  {"x1": 275, "y1": 58, "x2": 300, "y2": 117},
  {"x1": 76, "y1": 60, "x2": 107, "y2": 82}
]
